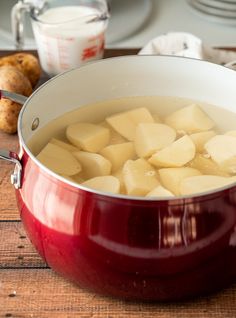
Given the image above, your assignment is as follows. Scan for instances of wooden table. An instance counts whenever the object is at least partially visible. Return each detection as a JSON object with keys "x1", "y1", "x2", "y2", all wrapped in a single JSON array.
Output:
[{"x1": 0, "y1": 49, "x2": 236, "y2": 318}]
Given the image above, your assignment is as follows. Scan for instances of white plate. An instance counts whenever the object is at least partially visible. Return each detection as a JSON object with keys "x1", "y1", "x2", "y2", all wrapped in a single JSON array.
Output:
[
  {"x1": 188, "y1": 0, "x2": 236, "y2": 24},
  {"x1": 198, "y1": 0, "x2": 236, "y2": 10},
  {"x1": 106, "y1": 0, "x2": 152, "y2": 44},
  {"x1": 214, "y1": 0, "x2": 236, "y2": 3},
  {"x1": 190, "y1": 0, "x2": 236, "y2": 17}
]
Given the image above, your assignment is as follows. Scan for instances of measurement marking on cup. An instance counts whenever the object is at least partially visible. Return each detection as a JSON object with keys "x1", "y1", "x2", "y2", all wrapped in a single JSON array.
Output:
[
  {"x1": 42, "y1": 38, "x2": 55, "y2": 71},
  {"x1": 57, "y1": 38, "x2": 70, "y2": 70}
]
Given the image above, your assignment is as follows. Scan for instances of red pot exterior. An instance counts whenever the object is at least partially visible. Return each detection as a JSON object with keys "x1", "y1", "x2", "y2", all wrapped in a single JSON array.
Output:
[{"x1": 16, "y1": 150, "x2": 236, "y2": 301}]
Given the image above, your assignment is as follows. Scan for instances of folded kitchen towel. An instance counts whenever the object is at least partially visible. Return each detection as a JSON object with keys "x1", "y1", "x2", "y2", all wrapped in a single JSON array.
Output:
[{"x1": 139, "y1": 32, "x2": 236, "y2": 70}]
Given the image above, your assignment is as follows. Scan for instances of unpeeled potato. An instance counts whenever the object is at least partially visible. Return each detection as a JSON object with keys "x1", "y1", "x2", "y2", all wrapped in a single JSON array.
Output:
[
  {"x1": 0, "y1": 65, "x2": 32, "y2": 134},
  {"x1": 0, "y1": 52, "x2": 41, "y2": 88},
  {"x1": 0, "y1": 65, "x2": 32, "y2": 96}
]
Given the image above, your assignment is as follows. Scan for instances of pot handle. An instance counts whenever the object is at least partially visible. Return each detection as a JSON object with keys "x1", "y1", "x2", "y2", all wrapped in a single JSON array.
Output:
[
  {"x1": 0, "y1": 150, "x2": 22, "y2": 189},
  {"x1": 0, "y1": 90, "x2": 27, "y2": 105}
]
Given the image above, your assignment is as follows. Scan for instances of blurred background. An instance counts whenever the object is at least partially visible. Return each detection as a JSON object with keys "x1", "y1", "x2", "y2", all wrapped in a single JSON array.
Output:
[{"x1": 1, "y1": 0, "x2": 236, "y2": 49}]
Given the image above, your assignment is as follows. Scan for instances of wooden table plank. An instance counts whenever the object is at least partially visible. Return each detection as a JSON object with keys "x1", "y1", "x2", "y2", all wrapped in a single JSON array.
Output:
[
  {"x1": 0, "y1": 124, "x2": 20, "y2": 219},
  {"x1": 0, "y1": 222, "x2": 47, "y2": 268},
  {"x1": 0, "y1": 222, "x2": 235, "y2": 317},
  {"x1": 0, "y1": 162, "x2": 19, "y2": 221},
  {"x1": 0, "y1": 269, "x2": 235, "y2": 318}
]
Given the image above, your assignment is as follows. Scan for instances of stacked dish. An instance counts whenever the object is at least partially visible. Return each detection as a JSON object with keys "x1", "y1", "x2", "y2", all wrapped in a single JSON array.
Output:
[{"x1": 187, "y1": 0, "x2": 236, "y2": 25}]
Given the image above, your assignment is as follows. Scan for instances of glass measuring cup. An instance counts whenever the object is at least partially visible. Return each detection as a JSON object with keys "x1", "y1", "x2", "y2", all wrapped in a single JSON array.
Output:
[{"x1": 12, "y1": 0, "x2": 110, "y2": 76}]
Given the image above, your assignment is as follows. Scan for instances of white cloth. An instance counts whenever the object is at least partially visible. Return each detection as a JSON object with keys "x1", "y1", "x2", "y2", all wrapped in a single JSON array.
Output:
[{"x1": 139, "y1": 32, "x2": 236, "y2": 70}]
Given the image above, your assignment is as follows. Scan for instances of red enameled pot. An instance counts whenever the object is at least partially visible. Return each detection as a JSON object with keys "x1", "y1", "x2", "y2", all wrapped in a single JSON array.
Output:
[{"x1": 1, "y1": 56, "x2": 236, "y2": 301}]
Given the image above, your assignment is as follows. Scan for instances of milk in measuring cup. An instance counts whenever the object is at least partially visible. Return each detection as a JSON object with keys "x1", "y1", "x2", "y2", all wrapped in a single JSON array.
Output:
[{"x1": 32, "y1": 6, "x2": 107, "y2": 75}]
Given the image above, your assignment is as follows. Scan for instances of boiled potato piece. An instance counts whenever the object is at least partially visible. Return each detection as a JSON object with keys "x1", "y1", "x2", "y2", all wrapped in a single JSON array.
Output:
[
  {"x1": 100, "y1": 142, "x2": 136, "y2": 172},
  {"x1": 180, "y1": 175, "x2": 236, "y2": 195},
  {"x1": 50, "y1": 138, "x2": 79, "y2": 152},
  {"x1": 149, "y1": 135, "x2": 195, "y2": 168},
  {"x1": 159, "y1": 167, "x2": 201, "y2": 195},
  {"x1": 66, "y1": 123, "x2": 110, "y2": 152},
  {"x1": 176, "y1": 130, "x2": 188, "y2": 138},
  {"x1": 188, "y1": 154, "x2": 229, "y2": 177},
  {"x1": 204, "y1": 135, "x2": 236, "y2": 174},
  {"x1": 112, "y1": 168, "x2": 126, "y2": 194},
  {"x1": 165, "y1": 104, "x2": 214, "y2": 133},
  {"x1": 37, "y1": 143, "x2": 81, "y2": 176},
  {"x1": 82, "y1": 176, "x2": 120, "y2": 194},
  {"x1": 146, "y1": 185, "x2": 174, "y2": 198},
  {"x1": 72, "y1": 172, "x2": 85, "y2": 184},
  {"x1": 152, "y1": 113, "x2": 162, "y2": 123},
  {"x1": 225, "y1": 130, "x2": 236, "y2": 138},
  {"x1": 99, "y1": 121, "x2": 126, "y2": 144},
  {"x1": 134, "y1": 123, "x2": 176, "y2": 158},
  {"x1": 189, "y1": 130, "x2": 216, "y2": 153},
  {"x1": 61, "y1": 174, "x2": 85, "y2": 184},
  {"x1": 73, "y1": 151, "x2": 111, "y2": 179},
  {"x1": 106, "y1": 107, "x2": 154, "y2": 141},
  {"x1": 123, "y1": 158, "x2": 159, "y2": 196},
  {"x1": 61, "y1": 175, "x2": 74, "y2": 182}
]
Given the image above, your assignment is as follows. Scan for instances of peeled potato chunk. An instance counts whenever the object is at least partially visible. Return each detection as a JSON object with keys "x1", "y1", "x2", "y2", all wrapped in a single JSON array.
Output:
[
  {"x1": 100, "y1": 142, "x2": 136, "y2": 172},
  {"x1": 159, "y1": 167, "x2": 201, "y2": 195},
  {"x1": 61, "y1": 175, "x2": 74, "y2": 182},
  {"x1": 152, "y1": 113, "x2": 162, "y2": 123},
  {"x1": 62, "y1": 173, "x2": 85, "y2": 184},
  {"x1": 112, "y1": 168, "x2": 126, "y2": 194},
  {"x1": 165, "y1": 104, "x2": 214, "y2": 133},
  {"x1": 146, "y1": 185, "x2": 174, "y2": 198},
  {"x1": 106, "y1": 107, "x2": 154, "y2": 141},
  {"x1": 180, "y1": 175, "x2": 236, "y2": 195},
  {"x1": 189, "y1": 130, "x2": 216, "y2": 153},
  {"x1": 225, "y1": 130, "x2": 236, "y2": 138},
  {"x1": 99, "y1": 121, "x2": 126, "y2": 144},
  {"x1": 37, "y1": 143, "x2": 81, "y2": 176},
  {"x1": 66, "y1": 123, "x2": 110, "y2": 152},
  {"x1": 73, "y1": 151, "x2": 111, "y2": 179},
  {"x1": 123, "y1": 158, "x2": 159, "y2": 196},
  {"x1": 82, "y1": 176, "x2": 120, "y2": 194},
  {"x1": 188, "y1": 154, "x2": 229, "y2": 177},
  {"x1": 72, "y1": 172, "x2": 85, "y2": 184},
  {"x1": 50, "y1": 138, "x2": 79, "y2": 152},
  {"x1": 149, "y1": 135, "x2": 195, "y2": 168},
  {"x1": 134, "y1": 123, "x2": 176, "y2": 158},
  {"x1": 204, "y1": 135, "x2": 236, "y2": 174}
]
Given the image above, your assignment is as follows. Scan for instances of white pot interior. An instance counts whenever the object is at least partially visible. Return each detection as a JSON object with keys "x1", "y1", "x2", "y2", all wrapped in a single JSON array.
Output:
[{"x1": 20, "y1": 55, "x2": 236, "y2": 154}]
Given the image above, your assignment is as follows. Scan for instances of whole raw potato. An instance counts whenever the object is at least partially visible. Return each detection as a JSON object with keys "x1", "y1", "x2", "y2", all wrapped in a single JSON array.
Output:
[
  {"x1": 0, "y1": 66, "x2": 32, "y2": 134},
  {"x1": 0, "y1": 52, "x2": 41, "y2": 87}
]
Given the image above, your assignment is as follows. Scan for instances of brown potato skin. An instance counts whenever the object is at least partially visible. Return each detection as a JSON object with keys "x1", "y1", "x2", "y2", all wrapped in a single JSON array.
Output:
[
  {"x1": 0, "y1": 99, "x2": 22, "y2": 134},
  {"x1": 0, "y1": 52, "x2": 41, "y2": 87},
  {"x1": 0, "y1": 66, "x2": 33, "y2": 134},
  {"x1": 0, "y1": 65, "x2": 32, "y2": 95}
]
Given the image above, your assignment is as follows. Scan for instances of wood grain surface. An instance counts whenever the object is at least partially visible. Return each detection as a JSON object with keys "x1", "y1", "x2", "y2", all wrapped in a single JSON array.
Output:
[
  {"x1": 0, "y1": 49, "x2": 236, "y2": 318},
  {"x1": 0, "y1": 269, "x2": 236, "y2": 318}
]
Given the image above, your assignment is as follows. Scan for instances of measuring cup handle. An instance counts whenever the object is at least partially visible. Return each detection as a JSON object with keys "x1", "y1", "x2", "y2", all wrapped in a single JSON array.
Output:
[{"x1": 11, "y1": 0, "x2": 32, "y2": 50}]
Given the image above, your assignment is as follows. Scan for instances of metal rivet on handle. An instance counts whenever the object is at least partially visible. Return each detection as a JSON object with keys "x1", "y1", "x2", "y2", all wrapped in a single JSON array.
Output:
[
  {"x1": 10, "y1": 173, "x2": 17, "y2": 186},
  {"x1": 31, "y1": 118, "x2": 39, "y2": 131}
]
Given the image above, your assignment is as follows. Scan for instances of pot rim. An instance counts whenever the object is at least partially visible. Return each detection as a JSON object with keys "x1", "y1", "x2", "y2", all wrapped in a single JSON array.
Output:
[{"x1": 17, "y1": 54, "x2": 236, "y2": 202}]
